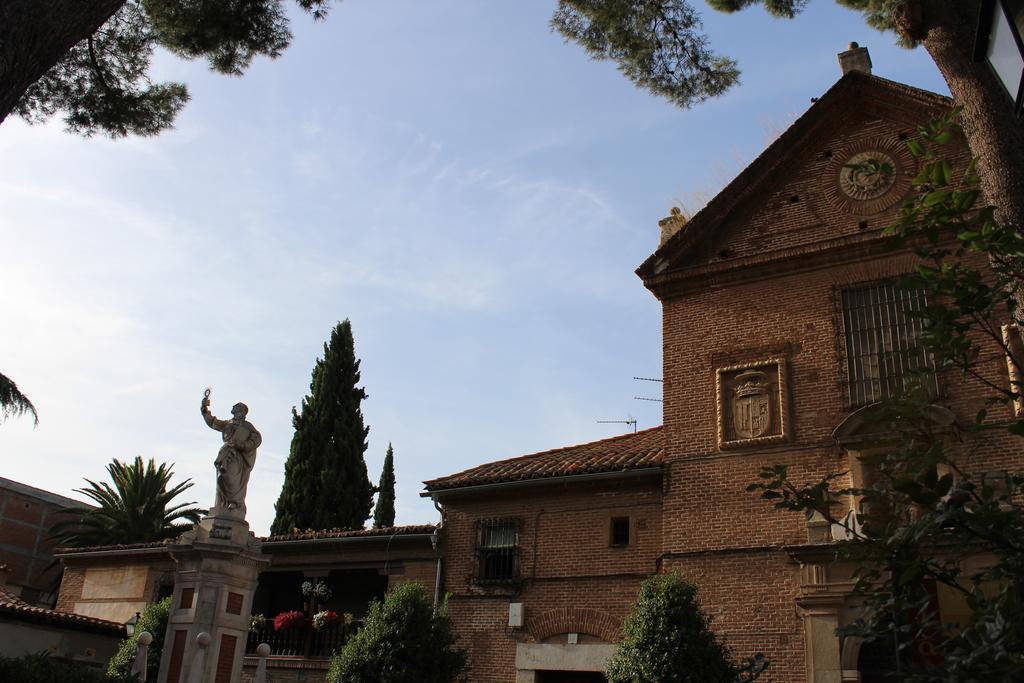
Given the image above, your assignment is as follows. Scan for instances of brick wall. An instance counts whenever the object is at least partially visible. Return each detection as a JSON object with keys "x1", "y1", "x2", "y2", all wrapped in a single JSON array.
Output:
[
  {"x1": 0, "y1": 478, "x2": 85, "y2": 606},
  {"x1": 439, "y1": 479, "x2": 661, "y2": 682},
  {"x1": 54, "y1": 565, "x2": 85, "y2": 613}
]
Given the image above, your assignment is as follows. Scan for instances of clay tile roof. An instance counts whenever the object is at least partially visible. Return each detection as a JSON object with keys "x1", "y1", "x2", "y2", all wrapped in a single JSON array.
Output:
[
  {"x1": 424, "y1": 426, "x2": 664, "y2": 492},
  {"x1": 261, "y1": 524, "x2": 438, "y2": 543},
  {"x1": 54, "y1": 539, "x2": 174, "y2": 555},
  {"x1": 0, "y1": 592, "x2": 125, "y2": 636}
]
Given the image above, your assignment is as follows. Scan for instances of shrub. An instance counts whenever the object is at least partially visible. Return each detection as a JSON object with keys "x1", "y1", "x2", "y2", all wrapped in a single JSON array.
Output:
[
  {"x1": 328, "y1": 582, "x2": 466, "y2": 683},
  {"x1": 107, "y1": 596, "x2": 171, "y2": 682},
  {"x1": 0, "y1": 652, "x2": 109, "y2": 683},
  {"x1": 605, "y1": 573, "x2": 765, "y2": 683}
]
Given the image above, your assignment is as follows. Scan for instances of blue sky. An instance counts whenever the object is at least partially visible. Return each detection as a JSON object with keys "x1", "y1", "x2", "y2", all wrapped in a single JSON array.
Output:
[{"x1": 0, "y1": 1, "x2": 947, "y2": 535}]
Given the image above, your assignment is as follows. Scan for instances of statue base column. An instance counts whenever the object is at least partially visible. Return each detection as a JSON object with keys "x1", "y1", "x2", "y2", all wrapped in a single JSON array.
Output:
[{"x1": 157, "y1": 514, "x2": 270, "y2": 683}]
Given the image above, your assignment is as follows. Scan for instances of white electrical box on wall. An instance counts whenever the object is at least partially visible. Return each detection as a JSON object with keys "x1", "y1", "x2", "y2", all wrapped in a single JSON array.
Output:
[{"x1": 508, "y1": 602, "x2": 524, "y2": 627}]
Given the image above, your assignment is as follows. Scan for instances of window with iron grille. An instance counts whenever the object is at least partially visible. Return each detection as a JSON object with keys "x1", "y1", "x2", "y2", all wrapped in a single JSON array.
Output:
[
  {"x1": 840, "y1": 281, "x2": 938, "y2": 406},
  {"x1": 476, "y1": 518, "x2": 518, "y2": 583}
]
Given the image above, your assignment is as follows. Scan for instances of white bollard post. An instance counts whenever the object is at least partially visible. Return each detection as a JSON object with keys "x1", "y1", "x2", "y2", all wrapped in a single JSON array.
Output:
[
  {"x1": 129, "y1": 631, "x2": 153, "y2": 681},
  {"x1": 253, "y1": 642, "x2": 271, "y2": 683},
  {"x1": 185, "y1": 632, "x2": 211, "y2": 683}
]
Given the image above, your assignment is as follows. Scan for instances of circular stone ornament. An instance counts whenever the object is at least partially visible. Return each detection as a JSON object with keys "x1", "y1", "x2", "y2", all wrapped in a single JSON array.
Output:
[
  {"x1": 823, "y1": 135, "x2": 915, "y2": 216},
  {"x1": 839, "y1": 151, "x2": 897, "y2": 200}
]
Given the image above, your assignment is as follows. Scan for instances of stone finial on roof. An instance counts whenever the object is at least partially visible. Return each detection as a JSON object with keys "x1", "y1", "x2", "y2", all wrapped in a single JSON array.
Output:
[
  {"x1": 838, "y1": 42, "x2": 872, "y2": 76},
  {"x1": 659, "y1": 207, "x2": 688, "y2": 246}
]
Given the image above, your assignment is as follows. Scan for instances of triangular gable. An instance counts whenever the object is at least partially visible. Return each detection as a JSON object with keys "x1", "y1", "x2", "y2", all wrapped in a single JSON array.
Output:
[{"x1": 637, "y1": 72, "x2": 954, "y2": 291}]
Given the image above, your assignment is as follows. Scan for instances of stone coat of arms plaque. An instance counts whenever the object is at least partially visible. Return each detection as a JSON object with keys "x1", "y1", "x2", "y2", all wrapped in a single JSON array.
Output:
[{"x1": 716, "y1": 358, "x2": 789, "y2": 449}]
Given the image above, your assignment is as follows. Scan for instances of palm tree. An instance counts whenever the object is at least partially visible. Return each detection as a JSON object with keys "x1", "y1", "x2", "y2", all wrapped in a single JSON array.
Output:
[
  {"x1": 0, "y1": 371, "x2": 37, "y2": 425},
  {"x1": 51, "y1": 456, "x2": 206, "y2": 547}
]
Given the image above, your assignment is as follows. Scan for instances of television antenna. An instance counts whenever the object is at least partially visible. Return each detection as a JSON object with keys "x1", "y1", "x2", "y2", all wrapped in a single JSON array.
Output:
[
  {"x1": 597, "y1": 418, "x2": 637, "y2": 433},
  {"x1": 633, "y1": 376, "x2": 663, "y2": 403}
]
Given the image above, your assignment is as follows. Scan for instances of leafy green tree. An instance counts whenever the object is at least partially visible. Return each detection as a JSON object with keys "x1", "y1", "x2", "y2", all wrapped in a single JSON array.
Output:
[
  {"x1": 51, "y1": 456, "x2": 204, "y2": 547},
  {"x1": 0, "y1": 0, "x2": 330, "y2": 136},
  {"x1": 372, "y1": 443, "x2": 396, "y2": 529},
  {"x1": 327, "y1": 582, "x2": 467, "y2": 683},
  {"x1": 553, "y1": 1, "x2": 1024, "y2": 247},
  {"x1": 749, "y1": 111, "x2": 1024, "y2": 681},
  {"x1": 0, "y1": 371, "x2": 37, "y2": 426},
  {"x1": 271, "y1": 319, "x2": 374, "y2": 534},
  {"x1": 605, "y1": 573, "x2": 765, "y2": 683},
  {"x1": 107, "y1": 597, "x2": 172, "y2": 683}
]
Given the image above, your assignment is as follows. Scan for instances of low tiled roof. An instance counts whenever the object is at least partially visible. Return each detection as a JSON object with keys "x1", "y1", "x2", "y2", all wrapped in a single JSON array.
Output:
[
  {"x1": 262, "y1": 524, "x2": 438, "y2": 543},
  {"x1": 424, "y1": 426, "x2": 664, "y2": 492},
  {"x1": 55, "y1": 540, "x2": 173, "y2": 555},
  {"x1": 0, "y1": 591, "x2": 125, "y2": 636},
  {"x1": 55, "y1": 525, "x2": 440, "y2": 554}
]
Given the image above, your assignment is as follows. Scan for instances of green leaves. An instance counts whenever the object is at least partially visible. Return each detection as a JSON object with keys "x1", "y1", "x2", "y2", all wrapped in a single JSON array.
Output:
[
  {"x1": 0, "y1": 371, "x2": 37, "y2": 426},
  {"x1": 50, "y1": 456, "x2": 204, "y2": 548},
  {"x1": 328, "y1": 583, "x2": 467, "y2": 683},
  {"x1": 107, "y1": 597, "x2": 172, "y2": 682},
  {"x1": 371, "y1": 443, "x2": 397, "y2": 529},
  {"x1": 271, "y1": 319, "x2": 375, "y2": 534},
  {"x1": 143, "y1": 0, "x2": 291, "y2": 75},
  {"x1": 13, "y1": 0, "x2": 333, "y2": 137},
  {"x1": 551, "y1": 0, "x2": 740, "y2": 109},
  {"x1": 605, "y1": 573, "x2": 765, "y2": 682}
]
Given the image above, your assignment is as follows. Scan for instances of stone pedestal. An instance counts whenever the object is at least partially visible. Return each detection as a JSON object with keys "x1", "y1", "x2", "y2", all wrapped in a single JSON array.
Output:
[{"x1": 157, "y1": 515, "x2": 269, "y2": 683}]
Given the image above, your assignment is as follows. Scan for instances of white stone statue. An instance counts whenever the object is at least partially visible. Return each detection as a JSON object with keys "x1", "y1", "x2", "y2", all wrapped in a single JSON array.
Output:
[{"x1": 201, "y1": 388, "x2": 261, "y2": 518}]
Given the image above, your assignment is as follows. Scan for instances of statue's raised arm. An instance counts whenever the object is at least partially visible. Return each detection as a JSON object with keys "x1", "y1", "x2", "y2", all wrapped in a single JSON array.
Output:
[{"x1": 201, "y1": 387, "x2": 227, "y2": 431}]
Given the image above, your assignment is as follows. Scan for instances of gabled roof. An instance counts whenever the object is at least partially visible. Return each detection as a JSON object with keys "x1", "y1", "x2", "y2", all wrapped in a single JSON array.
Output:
[
  {"x1": 636, "y1": 71, "x2": 952, "y2": 285},
  {"x1": 423, "y1": 426, "x2": 664, "y2": 493},
  {"x1": 0, "y1": 589, "x2": 125, "y2": 635}
]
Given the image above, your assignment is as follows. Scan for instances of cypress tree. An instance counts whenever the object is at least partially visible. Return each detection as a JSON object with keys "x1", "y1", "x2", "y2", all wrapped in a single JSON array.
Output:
[
  {"x1": 271, "y1": 320, "x2": 374, "y2": 534},
  {"x1": 372, "y1": 443, "x2": 396, "y2": 529}
]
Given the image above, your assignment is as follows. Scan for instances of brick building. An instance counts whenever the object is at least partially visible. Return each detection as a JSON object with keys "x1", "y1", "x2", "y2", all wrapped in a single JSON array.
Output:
[
  {"x1": 0, "y1": 475, "x2": 89, "y2": 607},
  {"x1": 422, "y1": 49, "x2": 1020, "y2": 683}
]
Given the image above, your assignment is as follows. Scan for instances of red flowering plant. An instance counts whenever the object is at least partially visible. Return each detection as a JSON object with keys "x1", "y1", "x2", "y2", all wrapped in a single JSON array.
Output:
[{"x1": 273, "y1": 610, "x2": 306, "y2": 631}]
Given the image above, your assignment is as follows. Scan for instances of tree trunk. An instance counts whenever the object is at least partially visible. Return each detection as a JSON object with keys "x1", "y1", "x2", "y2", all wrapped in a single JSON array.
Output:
[
  {"x1": 0, "y1": 0, "x2": 126, "y2": 126},
  {"x1": 919, "y1": 0, "x2": 1024, "y2": 230}
]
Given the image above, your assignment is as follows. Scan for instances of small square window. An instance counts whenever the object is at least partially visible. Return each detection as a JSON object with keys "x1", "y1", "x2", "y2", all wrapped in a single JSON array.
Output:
[{"x1": 610, "y1": 517, "x2": 630, "y2": 547}]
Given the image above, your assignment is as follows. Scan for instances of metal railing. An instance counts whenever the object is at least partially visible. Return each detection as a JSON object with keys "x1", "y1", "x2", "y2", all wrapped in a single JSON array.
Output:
[{"x1": 245, "y1": 621, "x2": 356, "y2": 658}]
